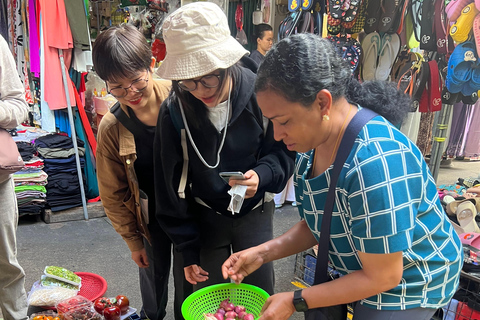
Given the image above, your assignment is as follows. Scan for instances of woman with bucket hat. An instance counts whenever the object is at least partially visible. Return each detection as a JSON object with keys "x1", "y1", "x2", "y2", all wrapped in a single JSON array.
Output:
[
  {"x1": 153, "y1": 2, "x2": 295, "y2": 295},
  {"x1": 92, "y1": 25, "x2": 191, "y2": 320}
]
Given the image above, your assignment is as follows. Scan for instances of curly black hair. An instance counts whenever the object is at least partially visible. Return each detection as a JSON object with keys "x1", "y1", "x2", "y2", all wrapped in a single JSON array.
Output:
[{"x1": 255, "y1": 33, "x2": 411, "y2": 126}]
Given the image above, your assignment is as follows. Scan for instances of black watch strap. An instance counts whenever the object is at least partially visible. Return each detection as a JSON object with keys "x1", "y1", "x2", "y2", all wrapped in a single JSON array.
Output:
[{"x1": 293, "y1": 289, "x2": 309, "y2": 312}]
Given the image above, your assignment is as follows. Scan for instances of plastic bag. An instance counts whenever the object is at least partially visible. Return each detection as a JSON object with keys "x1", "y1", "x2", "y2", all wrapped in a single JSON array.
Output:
[
  {"x1": 28, "y1": 281, "x2": 78, "y2": 307},
  {"x1": 56, "y1": 295, "x2": 92, "y2": 314}
]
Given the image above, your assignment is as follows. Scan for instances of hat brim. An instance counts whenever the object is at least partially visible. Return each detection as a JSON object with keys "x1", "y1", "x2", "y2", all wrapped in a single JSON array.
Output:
[{"x1": 156, "y1": 36, "x2": 249, "y2": 80}]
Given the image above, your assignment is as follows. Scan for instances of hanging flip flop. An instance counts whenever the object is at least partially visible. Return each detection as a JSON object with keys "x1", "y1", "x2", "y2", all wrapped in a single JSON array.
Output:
[
  {"x1": 378, "y1": 0, "x2": 400, "y2": 33},
  {"x1": 434, "y1": 0, "x2": 449, "y2": 54},
  {"x1": 361, "y1": 31, "x2": 381, "y2": 80},
  {"x1": 327, "y1": 0, "x2": 343, "y2": 25},
  {"x1": 346, "y1": 0, "x2": 368, "y2": 34},
  {"x1": 420, "y1": 0, "x2": 437, "y2": 51},
  {"x1": 410, "y1": 0, "x2": 423, "y2": 42},
  {"x1": 363, "y1": 0, "x2": 382, "y2": 33},
  {"x1": 375, "y1": 33, "x2": 401, "y2": 81}
]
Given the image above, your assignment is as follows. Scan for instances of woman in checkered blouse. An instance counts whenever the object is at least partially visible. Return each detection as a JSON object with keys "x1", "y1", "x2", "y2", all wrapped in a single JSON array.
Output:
[{"x1": 222, "y1": 33, "x2": 463, "y2": 320}]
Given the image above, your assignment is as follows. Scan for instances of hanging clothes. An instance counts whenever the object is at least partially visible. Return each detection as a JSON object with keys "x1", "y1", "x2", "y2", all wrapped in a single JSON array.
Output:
[
  {"x1": 463, "y1": 102, "x2": 480, "y2": 158},
  {"x1": 27, "y1": 0, "x2": 40, "y2": 77},
  {"x1": 37, "y1": 0, "x2": 75, "y2": 110}
]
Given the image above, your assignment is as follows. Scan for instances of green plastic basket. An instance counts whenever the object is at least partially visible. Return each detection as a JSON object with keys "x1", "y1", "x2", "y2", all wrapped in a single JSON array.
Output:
[{"x1": 181, "y1": 283, "x2": 270, "y2": 320}]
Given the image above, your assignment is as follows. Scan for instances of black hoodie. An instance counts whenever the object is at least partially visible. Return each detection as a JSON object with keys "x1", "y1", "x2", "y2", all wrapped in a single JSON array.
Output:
[{"x1": 153, "y1": 59, "x2": 295, "y2": 267}]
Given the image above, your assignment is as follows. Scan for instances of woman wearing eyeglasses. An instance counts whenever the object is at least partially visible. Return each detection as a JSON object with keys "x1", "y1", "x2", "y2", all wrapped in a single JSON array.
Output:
[
  {"x1": 92, "y1": 25, "x2": 192, "y2": 320},
  {"x1": 153, "y1": 2, "x2": 295, "y2": 295}
]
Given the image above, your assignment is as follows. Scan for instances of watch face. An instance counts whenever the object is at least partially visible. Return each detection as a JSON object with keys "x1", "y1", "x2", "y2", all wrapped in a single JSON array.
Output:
[{"x1": 293, "y1": 290, "x2": 309, "y2": 312}]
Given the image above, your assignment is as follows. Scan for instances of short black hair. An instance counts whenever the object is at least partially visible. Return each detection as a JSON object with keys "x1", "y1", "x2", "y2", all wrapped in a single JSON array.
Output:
[
  {"x1": 92, "y1": 24, "x2": 152, "y2": 83},
  {"x1": 254, "y1": 23, "x2": 273, "y2": 40}
]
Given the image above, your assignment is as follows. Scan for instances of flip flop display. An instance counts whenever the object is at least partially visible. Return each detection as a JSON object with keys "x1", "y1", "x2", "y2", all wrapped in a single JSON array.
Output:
[{"x1": 420, "y1": 0, "x2": 437, "y2": 51}]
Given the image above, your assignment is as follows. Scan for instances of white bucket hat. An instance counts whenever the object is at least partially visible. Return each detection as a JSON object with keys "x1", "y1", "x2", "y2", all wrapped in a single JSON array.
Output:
[{"x1": 156, "y1": 2, "x2": 249, "y2": 80}]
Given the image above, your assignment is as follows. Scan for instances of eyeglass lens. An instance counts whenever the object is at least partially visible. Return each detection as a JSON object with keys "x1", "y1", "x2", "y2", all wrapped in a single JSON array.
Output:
[{"x1": 178, "y1": 75, "x2": 220, "y2": 91}]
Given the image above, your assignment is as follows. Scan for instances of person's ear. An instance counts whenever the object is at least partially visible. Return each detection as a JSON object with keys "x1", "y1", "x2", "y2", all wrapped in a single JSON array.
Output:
[
  {"x1": 257, "y1": 37, "x2": 261, "y2": 46},
  {"x1": 149, "y1": 57, "x2": 156, "y2": 71},
  {"x1": 314, "y1": 89, "x2": 332, "y2": 117}
]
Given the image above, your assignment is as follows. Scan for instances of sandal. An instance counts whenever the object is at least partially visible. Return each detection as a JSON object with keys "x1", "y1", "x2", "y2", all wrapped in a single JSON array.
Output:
[
  {"x1": 363, "y1": 0, "x2": 382, "y2": 33},
  {"x1": 450, "y1": 3, "x2": 479, "y2": 44},
  {"x1": 456, "y1": 200, "x2": 480, "y2": 233}
]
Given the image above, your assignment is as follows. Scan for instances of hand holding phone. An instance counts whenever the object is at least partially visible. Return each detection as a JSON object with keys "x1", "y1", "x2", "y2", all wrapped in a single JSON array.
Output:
[{"x1": 219, "y1": 171, "x2": 245, "y2": 183}]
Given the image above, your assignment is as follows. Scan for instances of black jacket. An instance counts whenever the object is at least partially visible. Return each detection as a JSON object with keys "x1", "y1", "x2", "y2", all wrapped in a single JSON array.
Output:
[{"x1": 154, "y1": 61, "x2": 295, "y2": 267}]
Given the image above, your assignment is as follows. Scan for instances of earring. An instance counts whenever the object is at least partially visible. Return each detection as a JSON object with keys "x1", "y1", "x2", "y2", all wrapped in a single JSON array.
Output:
[{"x1": 322, "y1": 114, "x2": 330, "y2": 121}]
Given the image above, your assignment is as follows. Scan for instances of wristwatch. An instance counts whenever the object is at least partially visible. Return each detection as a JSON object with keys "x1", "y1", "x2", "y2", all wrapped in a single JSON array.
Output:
[{"x1": 293, "y1": 289, "x2": 309, "y2": 312}]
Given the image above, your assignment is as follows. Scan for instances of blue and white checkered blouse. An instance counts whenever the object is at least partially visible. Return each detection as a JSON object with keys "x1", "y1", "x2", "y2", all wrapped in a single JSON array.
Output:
[{"x1": 294, "y1": 115, "x2": 462, "y2": 310}]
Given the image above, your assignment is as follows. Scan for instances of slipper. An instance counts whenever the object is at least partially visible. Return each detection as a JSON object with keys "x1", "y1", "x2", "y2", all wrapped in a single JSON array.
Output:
[
  {"x1": 442, "y1": 86, "x2": 461, "y2": 104},
  {"x1": 412, "y1": 61, "x2": 430, "y2": 110},
  {"x1": 459, "y1": 232, "x2": 480, "y2": 250},
  {"x1": 391, "y1": 50, "x2": 418, "y2": 81},
  {"x1": 328, "y1": 0, "x2": 345, "y2": 20},
  {"x1": 361, "y1": 31, "x2": 381, "y2": 80},
  {"x1": 461, "y1": 90, "x2": 479, "y2": 104},
  {"x1": 376, "y1": 33, "x2": 401, "y2": 81},
  {"x1": 446, "y1": 0, "x2": 474, "y2": 22},
  {"x1": 346, "y1": 0, "x2": 368, "y2": 34},
  {"x1": 435, "y1": 0, "x2": 449, "y2": 54},
  {"x1": 393, "y1": 0, "x2": 411, "y2": 34},
  {"x1": 418, "y1": 60, "x2": 442, "y2": 112},
  {"x1": 327, "y1": 0, "x2": 343, "y2": 26},
  {"x1": 343, "y1": 0, "x2": 363, "y2": 24},
  {"x1": 420, "y1": 0, "x2": 437, "y2": 51},
  {"x1": 405, "y1": 7, "x2": 420, "y2": 49},
  {"x1": 446, "y1": 198, "x2": 476, "y2": 215},
  {"x1": 344, "y1": 39, "x2": 363, "y2": 72},
  {"x1": 363, "y1": 0, "x2": 382, "y2": 33},
  {"x1": 411, "y1": 0, "x2": 423, "y2": 42},
  {"x1": 450, "y1": 3, "x2": 479, "y2": 44},
  {"x1": 456, "y1": 200, "x2": 480, "y2": 233},
  {"x1": 377, "y1": 0, "x2": 401, "y2": 33},
  {"x1": 446, "y1": 41, "x2": 476, "y2": 89}
]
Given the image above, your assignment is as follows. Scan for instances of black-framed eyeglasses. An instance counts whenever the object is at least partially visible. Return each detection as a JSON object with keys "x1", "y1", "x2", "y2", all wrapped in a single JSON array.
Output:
[
  {"x1": 178, "y1": 74, "x2": 221, "y2": 92},
  {"x1": 107, "y1": 71, "x2": 149, "y2": 98}
]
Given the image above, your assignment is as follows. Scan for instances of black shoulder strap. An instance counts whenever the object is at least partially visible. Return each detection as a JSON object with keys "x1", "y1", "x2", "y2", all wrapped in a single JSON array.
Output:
[
  {"x1": 111, "y1": 102, "x2": 150, "y2": 141},
  {"x1": 167, "y1": 101, "x2": 184, "y2": 135},
  {"x1": 314, "y1": 108, "x2": 378, "y2": 285}
]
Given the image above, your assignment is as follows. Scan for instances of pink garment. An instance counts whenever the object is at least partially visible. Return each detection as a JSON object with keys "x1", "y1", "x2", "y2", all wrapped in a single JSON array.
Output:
[
  {"x1": 28, "y1": 0, "x2": 40, "y2": 76},
  {"x1": 38, "y1": 0, "x2": 75, "y2": 110},
  {"x1": 464, "y1": 102, "x2": 480, "y2": 157}
]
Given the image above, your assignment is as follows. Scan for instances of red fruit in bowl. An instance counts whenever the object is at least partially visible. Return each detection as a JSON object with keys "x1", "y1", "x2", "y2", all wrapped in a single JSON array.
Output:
[
  {"x1": 103, "y1": 305, "x2": 121, "y2": 320},
  {"x1": 115, "y1": 295, "x2": 130, "y2": 314}
]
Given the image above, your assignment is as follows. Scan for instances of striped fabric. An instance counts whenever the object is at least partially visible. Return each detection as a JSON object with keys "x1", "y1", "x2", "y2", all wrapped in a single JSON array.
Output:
[{"x1": 294, "y1": 115, "x2": 462, "y2": 310}]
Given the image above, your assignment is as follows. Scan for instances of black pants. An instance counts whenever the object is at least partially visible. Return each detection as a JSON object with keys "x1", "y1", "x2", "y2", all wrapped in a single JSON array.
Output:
[
  {"x1": 194, "y1": 201, "x2": 275, "y2": 295},
  {"x1": 141, "y1": 219, "x2": 193, "y2": 320}
]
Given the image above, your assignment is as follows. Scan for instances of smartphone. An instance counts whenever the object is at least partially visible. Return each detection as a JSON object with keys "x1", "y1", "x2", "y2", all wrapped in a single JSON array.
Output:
[{"x1": 219, "y1": 171, "x2": 245, "y2": 183}]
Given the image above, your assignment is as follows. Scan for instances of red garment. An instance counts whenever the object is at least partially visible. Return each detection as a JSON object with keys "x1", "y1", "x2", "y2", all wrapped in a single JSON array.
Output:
[
  {"x1": 37, "y1": 0, "x2": 76, "y2": 110},
  {"x1": 72, "y1": 80, "x2": 97, "y2": 157}
]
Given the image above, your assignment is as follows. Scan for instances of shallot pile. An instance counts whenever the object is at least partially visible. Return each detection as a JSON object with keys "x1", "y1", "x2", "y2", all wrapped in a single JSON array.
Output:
[{"x1": 203, "y1": 298, "x2": 255, "y2": 320}]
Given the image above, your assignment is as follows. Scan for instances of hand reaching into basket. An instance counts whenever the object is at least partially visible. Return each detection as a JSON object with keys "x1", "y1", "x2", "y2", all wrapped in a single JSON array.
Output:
[
  {"x1": 184, "y1": 264, "x2": 209, "y2": 285},
  {"x1": 221, "y1": 246, "x2": 266, "y2": 284}
]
